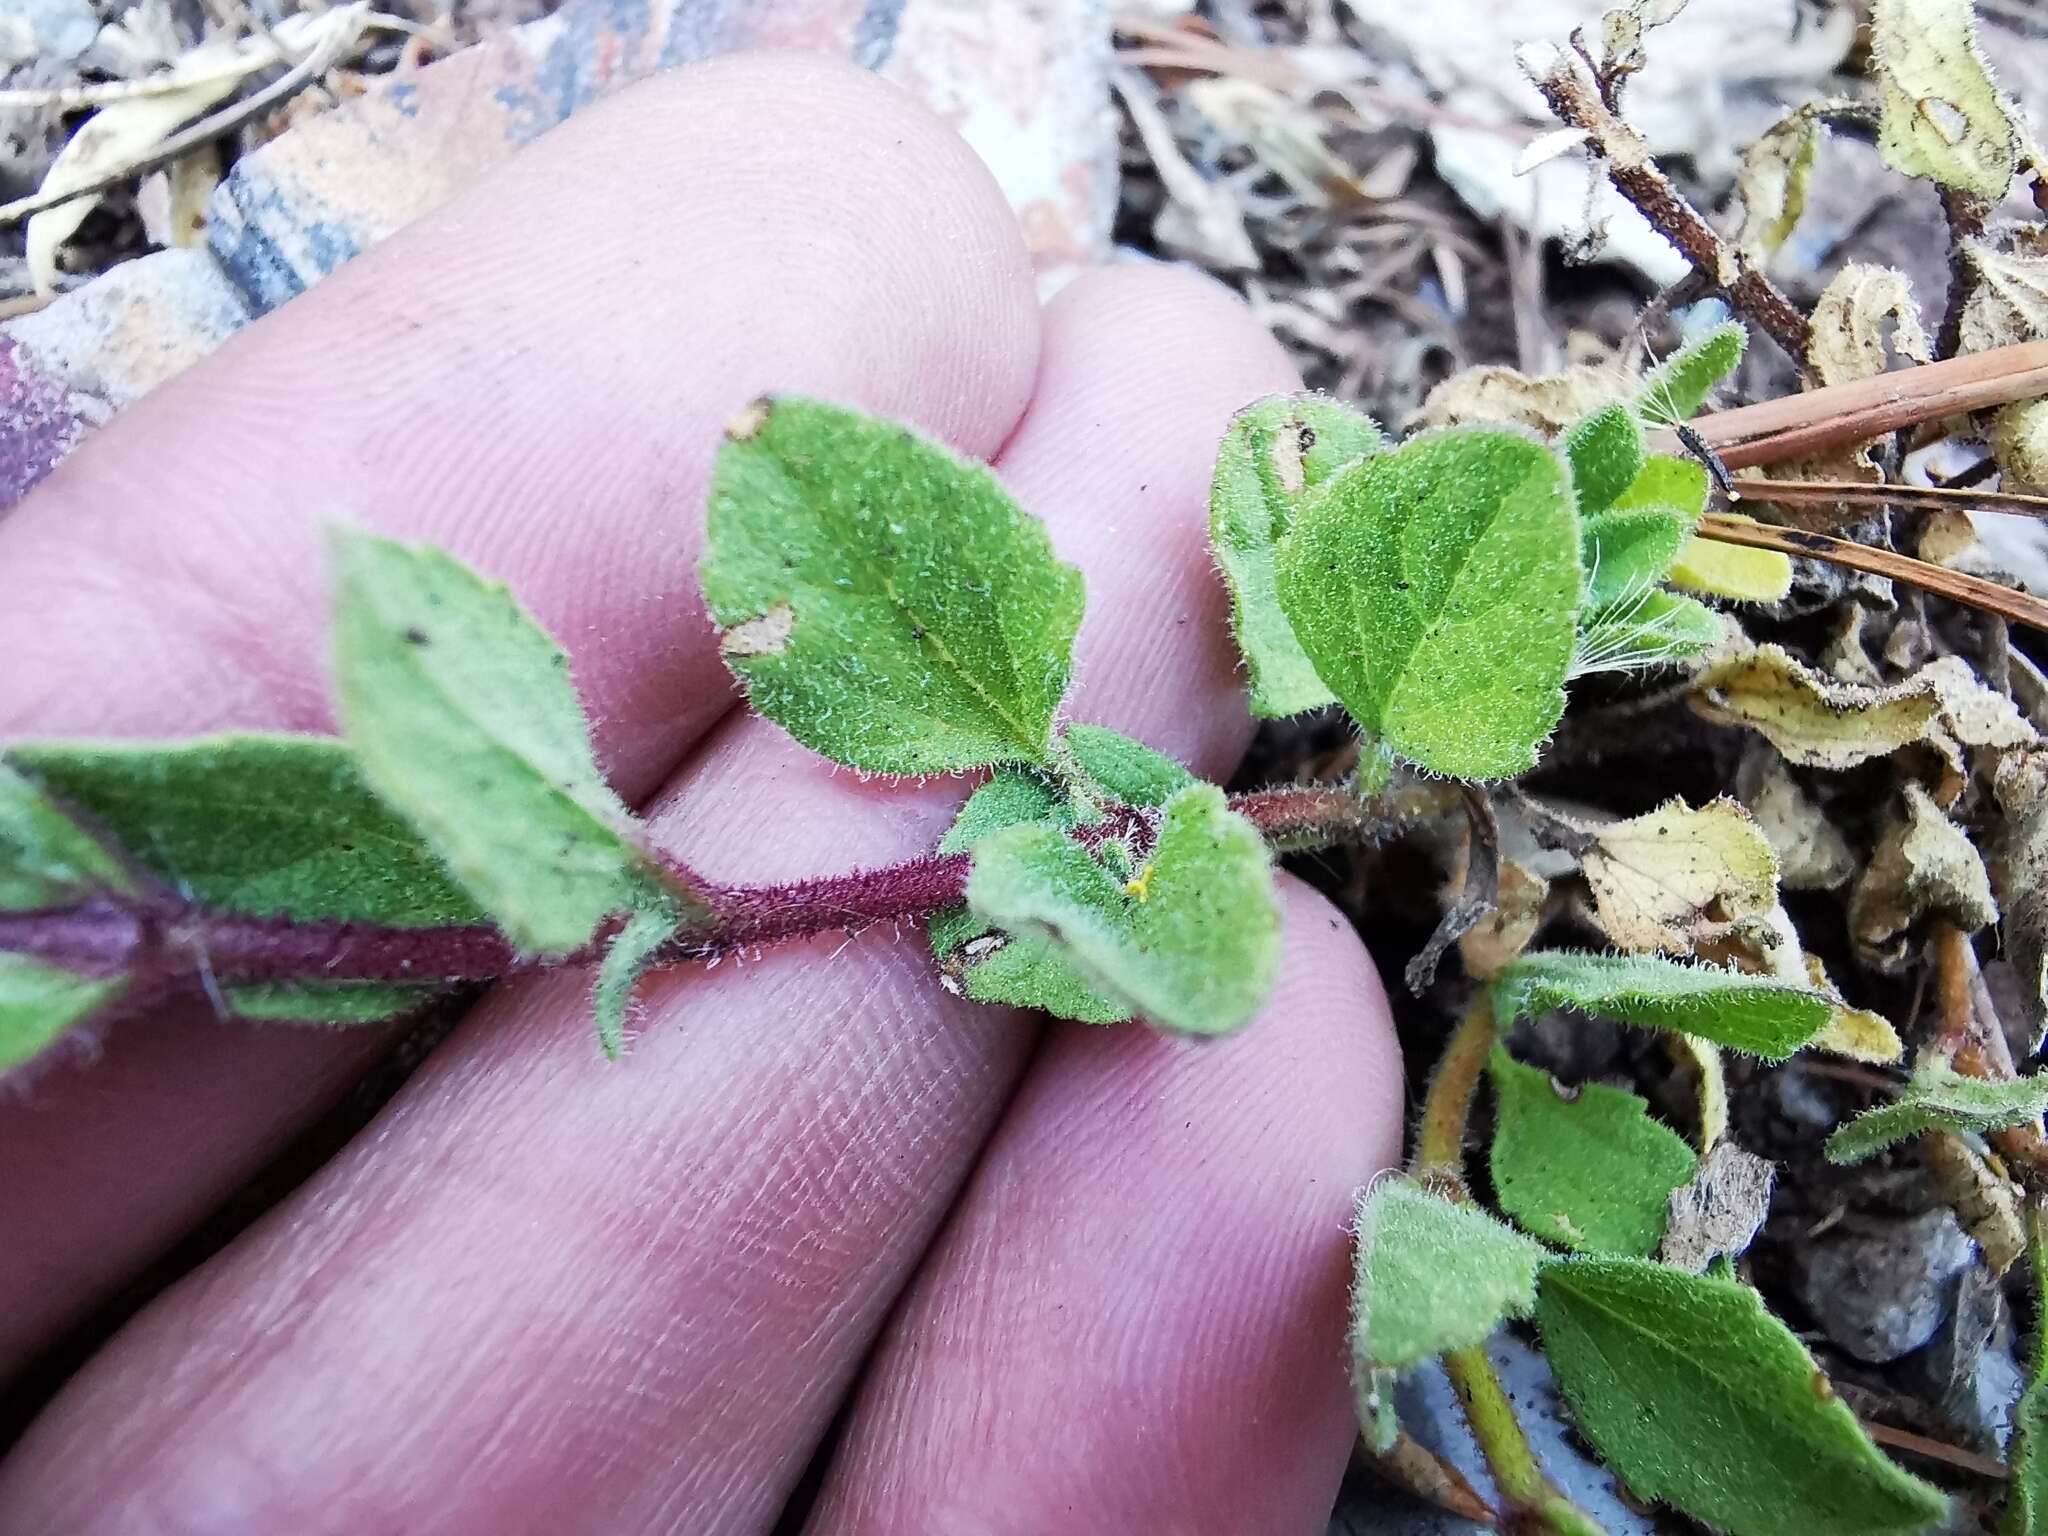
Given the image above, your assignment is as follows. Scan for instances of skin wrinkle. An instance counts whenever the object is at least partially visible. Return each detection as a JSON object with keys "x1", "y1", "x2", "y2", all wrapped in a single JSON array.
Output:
[
  {"x1": 0, "y1": 52, "x2": 1041, "y2": 1379},
  {"x1": 0, "y1": 249, "x2": 1399, "y2": 1536}
]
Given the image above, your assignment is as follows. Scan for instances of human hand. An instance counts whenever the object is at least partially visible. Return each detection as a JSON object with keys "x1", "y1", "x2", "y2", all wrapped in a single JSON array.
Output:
[{"x1": 0, "y1": 53, "x2": 1401, "y2": 1534}]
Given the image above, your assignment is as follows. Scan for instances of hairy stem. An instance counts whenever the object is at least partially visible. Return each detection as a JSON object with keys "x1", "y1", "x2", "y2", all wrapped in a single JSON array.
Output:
[
  {"x1": 0, "y1": 781, "x2": 1391, "y2": 992},
  {"x1": 1413, "y1": 995, "x2": 1607, "y2": 1536},
  {"x1": 1523, "y1": 47, "x2": 1811, "y2": 364}
]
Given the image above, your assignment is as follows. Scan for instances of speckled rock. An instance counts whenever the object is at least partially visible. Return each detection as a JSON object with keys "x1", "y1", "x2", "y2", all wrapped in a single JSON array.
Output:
[{"x1": 1795, "y1": 1207, "x2": 1979, "y2": 1364}]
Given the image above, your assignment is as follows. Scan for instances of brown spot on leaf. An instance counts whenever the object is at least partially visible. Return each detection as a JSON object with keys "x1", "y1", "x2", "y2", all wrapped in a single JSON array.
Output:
[{"x1": 720, "y1": 602, "x2": 794, "y2": 659}]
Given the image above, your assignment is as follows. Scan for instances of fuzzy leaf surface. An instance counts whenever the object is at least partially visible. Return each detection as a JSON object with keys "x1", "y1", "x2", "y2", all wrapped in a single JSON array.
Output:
[
  {"x1": 1562, "y1": 404, "x2": 1646, "y2": 517},
  {"x1": 332, "y1": 530, "x2": 685, "y2": 955},
  {"x1": 1582, "y1": 508, "x2": 1693, "y2": 610},
  {"x1": 0, "y1": 760, "x2": 136, "y2": 910},
  {"x1": 1488, "y1": 1047, "x2": 1697, "y2": 1256},
  {"x1": 1611, "y1": 454, "x2": 1709, "y2": 519},
  {"x1": 1574, "y1": 590, "x2": 1723, "y2": 676},
  {"x1": 1352, "y1": 1179, "x2": 1546, "y2": 1371},
  {"x1": 1638, "y1": 324, "x2": 1746, "y2": 424},
  {"x1": 1827, "y1": 1064, "x2": 2048, "y2": 1165},
  {"x1": 10, "y1": 736, "x2": 483, "y2": 926},
  {"x1": 702, "y1": 396, "x2": 1084, "y2": 773},
  {"x1": 0, "y1": 955, "x2": 122, "y2": 1073},
  {"x1": 965, "y1": 783, "x2": 1277, "y2": 1036},
  {"x1": 1870, "y1": 0, "x2": 2020, "y2": 200},
  {"x1": 1494, "y1": 950, "x2": 1831, "y2": 1060},
  {"x1": 932, "y1": 728, "x2": 1194, "y2": 1023},
  {"x1": 1210, "y1": 393, "x2": 1383, "y2": 717},
  {"x1": 594, "y1": 904, "x2": 683, "y2": 1060},
  {"x1": 1276, "y1": 429, "x2": 1580, "y2": 780},
  {"x1": 1538, "y1": 1258, "x2": 1948, "y2": 1536},
  {"x1": 223, "y1": 981, "x2": 431, "y2": 1024}
]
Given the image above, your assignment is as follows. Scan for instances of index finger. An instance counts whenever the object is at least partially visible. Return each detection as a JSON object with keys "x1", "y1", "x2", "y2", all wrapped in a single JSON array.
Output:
[{"x1": 0, "y1": 51, "x2": 1043, "y2": 1379}]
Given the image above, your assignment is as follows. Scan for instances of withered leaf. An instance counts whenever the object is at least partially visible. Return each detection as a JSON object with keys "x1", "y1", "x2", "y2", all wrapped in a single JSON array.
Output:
[
  {"x1": 1659, "y1": 1140, "x2": 1777, "y2": 1273},
  {"x1": 1849, "y1": 782, "x2": 1997, "y2": 971},
  {"x1": 1583, "y1": 797, "x2": 1780, "y2": 955},
  {"x1": 1691, "y1": 645, "x2": 1945, "y2": 769},
  {"x1": 1736, "y1": 746, "x2": 1856, "y2": 891},
  {"x1": 1806, "y1": 264, "x2": 1931, "y2": 388},
  {"x1": 1959, "y1": 231, "x2": 2048, "y2": 355},
  {"x1": 1996, "y1": 749, "x2": 2048, "y2": 1045},
  {"x1": 1736, "y1": 106, "x2": 1822, "y2": 258}
]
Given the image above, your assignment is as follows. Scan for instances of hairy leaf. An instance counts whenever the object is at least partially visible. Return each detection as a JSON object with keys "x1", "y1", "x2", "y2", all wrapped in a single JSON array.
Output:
[
  {"x1": 1870, "y1": 0, "x2": 2020, "y2": 201},
  {"x1": 965, "y1": 783, "x2": 1278, "y2": 1036},
  {"x1": 11, "y1": 736, "x2": 482, "y2": 926},
  {"x1": 1737, "y1": 106, "x2": 1821, "y2": 257},
  {"x1": 1562, "y1": 404, "x2": 1646, "y2": 517},
  {"x1": 932, "y1": 728, "x2": 1194, "y2": 1023},
  {"x1": 1691, "y1": 644, "x2": 1947, "y2": 769},
  {"x1": 332, "y1": 530, "x2": 686, "y2": 955},
  {"x1": 1582, "y1": 507, "x2": 1694, "y2": 611},
  {"x1": 702, "y1": 396, "x2": 1084, "y2": 773},
  {"x1": 1826, "y1": 1064, "x2": 2048, "y2": 1165},
  {"x1": 1962, "y1": 234, "x2": 2048, "y2": 356},
  {"x1": 1573, "y1": 589, "x2": 1723, "y2": 676},
  {"x1": 1494, "y1": 950, "x2": 1832, "y2": 1060},
  {"x1": 1276, "y1": 429, "x2": 1581, "y2": 780},
  {"x1": 1808, "y1": 264, "x2": 1931, "y2": 388},
  {"x1": 0, "y1": 955, "x2": 121, "y2": 1073},
  {"x1": 1611, "y1": 454, "x2": 1709, "y2": 519},
  {"x1": 1488, "y1": 1047, "x2": 1697, "y2": 1256},
  {"x1": 1210, "y1": 393, "x2": 1383, "y2": 717},
  {"x1": 1582, "y1": 797, "x2": 1780, "y2": 954},
  {"x1": 0, "y1": 760, "x2": 136, "y2": 910},
  {"x1": 1849, "y1": 782, "x2": 1997, "y2": 970},
  {"x1": 1538, "y1": 1258, "x2": 1948, "y2": 1536},
  {"x1": 594, "y1": 904, "x2": 682, "y2": 1060},
  {"x1": 2007, "y1": 1215, "x2": 2048, "y2": 1535},
  {"x1": 1352, "y1": 1179, "x2": 1547, "y2": 1371},
  {"x1": 1638, "y1": 324, "x2": 1746, "y2": 425},
  {"x1": 224, "y1": 981, "x2": 431, "y2": 1024}
]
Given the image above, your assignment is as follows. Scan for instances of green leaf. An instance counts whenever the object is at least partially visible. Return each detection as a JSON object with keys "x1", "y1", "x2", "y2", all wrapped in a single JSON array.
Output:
[
  {"x1": 593, "y1": 903, "x2": 682, "y2": 1060},
  {"x1": 1639, "y1": 324, "x2": 1747, "y2": 425},
  {"x1": 1562, "y1": 404, "x2": 1646, "y2": 517},
  {"x1": 1, "y1": 954, "x2": 121, "y2": 1073},
  {"x1": 1494, "y1": 950, "x2": 1832, "y2": 1060},
  {"x1": 1871, "y1": 0, "x2": 2020, "y2": 201},
  {"x1": 331, "y1": 529, "x2": 687, "y2": 955},
  {"x1": 10, "y1": 736, "x2": 482, "y2": 926},
  {"x1": 2005, "y1": 1215, "x2": 2048, "y2": 1536},
  {"x1": 1352, "y1": 1178, "x2": 1547, "y2": 1370},
  {"x1": 965, "y1": 783, "x2": 1279, "y2": 1035},
  {"x1": 1582, "y1": 507, "x2": 1695, "y2": 610},
  {"x1": 1538, "y1": 1258, "x2": 1948, "y2": 1536},
  {"x1": 1062, "y1": 723, "x2": 1197, "y2": 809},
  {"x1": 1826, "y1": 1063, "x2": 2048, "y2": 1165},
  {"x1": 931, "y1": 728, "x2": 1194, "y2": 1023},
  {"x1": 1488, "y1": 1046, "x2": 1698, "y2": 1256},
  {"x1": 1209, "y1": 393, "x2": 1383, "y2": 718},
  {"x1": 1611, "y1": 454, "x2": 1710, "y2": 519},
  {"x1": 1276, "y1": 428, "x2": 1581, "y2": 781},
  {"x1": 0, "y1": 760, "x2": 136, "y2": 910},
  {"x1": 224, "y1": 981, "x2": 431, "y2": 1024},
  {"x1": 1574, "y1": 590, "x2": 1724, "y2": 676},
  {"x1": 701, "y1": 396, "x2": 1084, "y2": 774}
]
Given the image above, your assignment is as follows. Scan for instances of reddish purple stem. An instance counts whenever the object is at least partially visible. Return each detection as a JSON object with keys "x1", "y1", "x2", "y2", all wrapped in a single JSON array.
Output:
[{"x1": 0, "y1": 785, "x2": 1382, "y2": 993}]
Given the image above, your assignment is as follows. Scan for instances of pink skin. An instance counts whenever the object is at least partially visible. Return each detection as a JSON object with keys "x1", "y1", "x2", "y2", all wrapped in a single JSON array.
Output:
[{"x1": 0, "y1": 53, "x2": 1403, "y2": 1536}]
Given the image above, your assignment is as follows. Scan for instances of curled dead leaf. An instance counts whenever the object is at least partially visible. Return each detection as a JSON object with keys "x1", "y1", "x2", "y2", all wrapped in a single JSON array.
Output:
[
  {"x1": 1409, "y1": 364, "x2": 1625, "y2": 436},
  {"x1": 1849, "y1": 782, "x2": 1998, "y2": 971},
  {"x1": 1660, "y1": 1140, "x2": 1776, "y2": 1273},
  {"x1": 1923, "y1": 1129, "x2": 2025, "y2": 1276},
  {"x1": 1806, "y1": 264, "x2": 1931, "y2": 388},
  {"x1": 1735, "y1": 745, "x2": 1855, "y2": 891},
  {"x1": 1995, "y1": 749, "x2": 2048, "y2": 1045},
  {"x1": 1583, "y1": 797, "x2": 1779, "y2": 955}
]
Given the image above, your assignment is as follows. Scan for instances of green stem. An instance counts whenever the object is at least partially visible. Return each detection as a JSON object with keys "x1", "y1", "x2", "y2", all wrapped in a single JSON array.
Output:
[{"x1": 1415, "y1": 996, "x2": 1610, "y2": 1536}]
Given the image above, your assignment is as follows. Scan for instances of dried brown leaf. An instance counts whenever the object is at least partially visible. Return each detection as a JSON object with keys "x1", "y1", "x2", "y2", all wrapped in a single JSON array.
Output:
[
  {"x1": 1807, "y1": 264, "x2": 1931, "y2": 388},
  {"x1": 1659, "y1": 1140, "x2": 1776, "y2": 1272},
  {"x1": 1409, "y1": 364, "x2": 1625, "y2": 436},
  {"x1": 1995, "y1": 749, "x2": 2048, "y2": 1046},
  {"x1": 1923, "y1": 1128, "x2": 2025, "y2": 1275},
  {"x1": 1850, "y1": 782, "x2": 1998, "y2": 971},
  {"x1": 1960, "y1": 232, "x2": 2048, "y2": 355},
  {"x1": 1690, "y1": 644, "x2": 1946, "y2": 769},
  {"x1": 1735, "y1": 745, "x2": 1856, "y2": 891},
  {"x1": 1583, "y1": 797, "x2": 1780, "y2": 954},
  {"x1": 1736, "y1": 105, "x2": 1821, "y2": 258}
]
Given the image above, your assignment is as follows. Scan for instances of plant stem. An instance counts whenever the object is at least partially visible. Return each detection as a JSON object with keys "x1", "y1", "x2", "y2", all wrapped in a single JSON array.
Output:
[
  {"x1": 1522, "y1": 47, "x2": 1811, "y2": 364},
  {"x1": 1414, "y1": 995, "x2": 1496, "y2": 1199},
  {"x1": 1412, "y1": 996, "x2": 1607, "y2": 1536},
  {"x1": 1930, "y1": 920, "x2": 2048, "y2": 1186},
  {"x1": 0, "y1": 781, "x2": 1394, "y2": 993}
]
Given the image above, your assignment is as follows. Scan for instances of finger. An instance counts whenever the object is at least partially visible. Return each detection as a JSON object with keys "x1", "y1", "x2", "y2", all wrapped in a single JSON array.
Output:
[
  {"x1": 807, "y1": 881, "x2": 1403, "y2": 1536},
  {"x1": 0, "y1": 51, "x2": 1041, "y2": 1379},
  {"x1": 0, "y1": 266, "x2": 1303, "y2": 1533}
]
